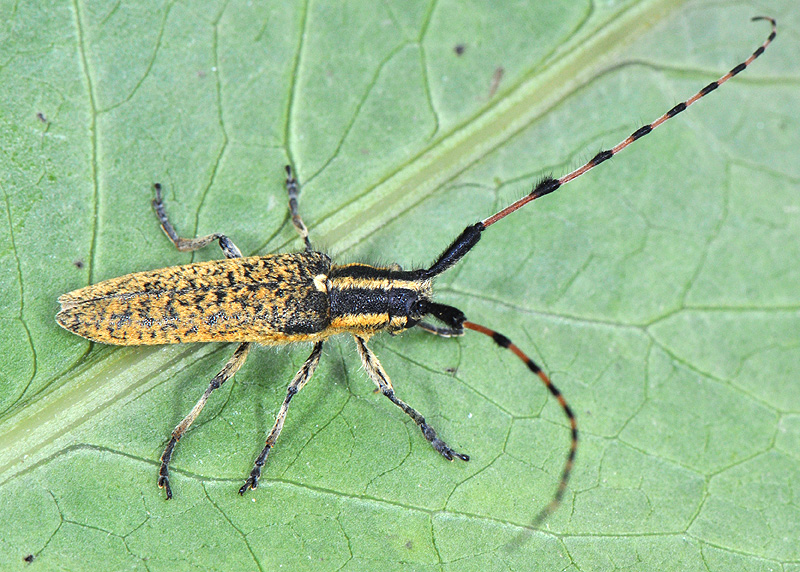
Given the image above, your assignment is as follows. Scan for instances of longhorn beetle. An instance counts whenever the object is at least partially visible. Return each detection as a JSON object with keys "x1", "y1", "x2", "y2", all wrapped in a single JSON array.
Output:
[{"x1": 56, "y1": 18, "x2": 776, "y2": 524}]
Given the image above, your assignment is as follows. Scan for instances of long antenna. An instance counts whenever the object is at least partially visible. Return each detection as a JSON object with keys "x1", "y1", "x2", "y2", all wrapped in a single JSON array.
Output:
[{"x1": 423, "y1": 17, "x2": 776, "y2": 282}]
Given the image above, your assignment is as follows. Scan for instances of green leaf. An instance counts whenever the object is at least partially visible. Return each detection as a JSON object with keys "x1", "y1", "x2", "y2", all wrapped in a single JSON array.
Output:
[{"x1": 1, "y1": 0, "x2": 797, "y2": 570}]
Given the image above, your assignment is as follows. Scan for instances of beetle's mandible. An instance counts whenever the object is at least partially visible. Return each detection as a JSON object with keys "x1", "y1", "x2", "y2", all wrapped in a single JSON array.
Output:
[{"x1": 57, "y1": 18, "x2": 775, "y2": 525}]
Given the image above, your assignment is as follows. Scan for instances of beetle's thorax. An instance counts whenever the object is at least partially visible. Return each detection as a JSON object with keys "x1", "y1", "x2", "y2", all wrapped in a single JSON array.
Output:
[{"x1": 327, "y1": 263, "x2": 432, "y2": 335}]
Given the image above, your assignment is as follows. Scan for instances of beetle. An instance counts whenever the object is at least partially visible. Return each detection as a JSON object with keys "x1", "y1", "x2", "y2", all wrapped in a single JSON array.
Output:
[{"x1": 56, "y1": 18, "x2": 775, "y2": 524}]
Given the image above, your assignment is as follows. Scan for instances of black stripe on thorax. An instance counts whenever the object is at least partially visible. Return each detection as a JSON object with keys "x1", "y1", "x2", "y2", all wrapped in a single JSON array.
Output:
[
  {"x1": 330, "y1": 287, "x2": 388, "y2": 316},
  {"x1": 329, "y1": 263, "x2": 425, "y2": 282},
  {"x1": 329, "y1": 286, "x2": 421, "y2": 319}
]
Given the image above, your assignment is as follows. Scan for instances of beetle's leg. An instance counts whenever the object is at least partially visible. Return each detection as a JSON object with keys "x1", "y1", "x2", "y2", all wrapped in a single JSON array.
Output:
[
  {"x1": 462, "y1": 320, "x2": 577, "y2": 526},
  {"x1": 353, "y1": 334, "x2": 469, "y2": 462},
  {"x1": 284, "y1": 165, "x2": 312, "y2": 252},
  {"x1": 239, "y1": 341, "x2": 324, "y2": 494},
  {"x1": 159, "y1": 341, "x2": 251, "y2": 499},
  {"x1": 151, "y1": 183, "x2": 243, "y2": 259},
  {"x1": 417, "y1": 321, "x2": 464, "y2": 338}
]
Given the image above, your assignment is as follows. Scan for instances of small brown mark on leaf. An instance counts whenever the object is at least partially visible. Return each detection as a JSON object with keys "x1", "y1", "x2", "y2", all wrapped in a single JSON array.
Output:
[{"x1": 489, "y1": 66, "x2": 504, "y2": 97}]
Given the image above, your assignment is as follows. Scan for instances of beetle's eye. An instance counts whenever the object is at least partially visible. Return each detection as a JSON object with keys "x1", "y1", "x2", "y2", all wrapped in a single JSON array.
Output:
[{"x1": 411, "y1": 300, "x2": 427, "y2": 316}]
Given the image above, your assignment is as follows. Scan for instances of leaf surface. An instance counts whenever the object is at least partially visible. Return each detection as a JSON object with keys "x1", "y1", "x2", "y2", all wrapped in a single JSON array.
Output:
[{"x1": 1, "y1": 1, "x2": 798, "y2": 570}]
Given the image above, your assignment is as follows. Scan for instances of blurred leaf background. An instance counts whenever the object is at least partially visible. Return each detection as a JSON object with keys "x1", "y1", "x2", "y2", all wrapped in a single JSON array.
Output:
[{"x1": 1, "y1": 0, "x2": 798, "y2": 570}]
